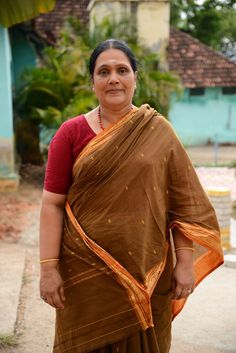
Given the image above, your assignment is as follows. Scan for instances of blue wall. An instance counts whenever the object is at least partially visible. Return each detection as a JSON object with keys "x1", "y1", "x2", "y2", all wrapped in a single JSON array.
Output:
[
  {"x1": 169, "y1": 87, "x2": 236, "y2": 146},
  {"x1": 0, "y1": 26, "x2": 13, "y2": 139},
  {"x1": 0, "y1": 26, "x2": 18, "y2": 184}
]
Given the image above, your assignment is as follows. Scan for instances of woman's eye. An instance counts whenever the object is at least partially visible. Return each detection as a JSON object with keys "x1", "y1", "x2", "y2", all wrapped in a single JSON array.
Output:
[
  {"x1": 119, "y1": 67, "x2": 128, "y2": 74},
  {"x1": 99, "y1": 69, "x2": 108, "y2": 76}
]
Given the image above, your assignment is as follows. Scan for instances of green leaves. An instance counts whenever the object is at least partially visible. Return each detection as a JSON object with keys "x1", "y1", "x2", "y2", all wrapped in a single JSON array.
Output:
[
  {"x1": 170, "y1": 0, "x2": 236, "y2": 57},
  {"x1": 16, "y1": 17, "x2": 182, "y2": 131},
  {"x1": 14, "y1": 16, "x2": 183, "y2": 163},
  {"x1": 0, "y1": 0, "x2": 56, "y2": 27}
]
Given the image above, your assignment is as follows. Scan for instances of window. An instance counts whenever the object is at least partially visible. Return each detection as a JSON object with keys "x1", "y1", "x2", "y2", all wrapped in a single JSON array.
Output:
[
  {"x1": 189, "y1": 88, "x2": 205, "y2": 96},
  {"x1": 222, "y1": 87, "x2": 236, "y2": 95}
]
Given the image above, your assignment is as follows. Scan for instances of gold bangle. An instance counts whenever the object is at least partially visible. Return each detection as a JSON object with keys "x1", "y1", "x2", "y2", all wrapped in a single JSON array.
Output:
[
  {"x1": 40, "y1": 258, "x2": 59, "y2": 264},
  {"x1": 175, "y1": 247, "x2": 195, "y2": 252}
]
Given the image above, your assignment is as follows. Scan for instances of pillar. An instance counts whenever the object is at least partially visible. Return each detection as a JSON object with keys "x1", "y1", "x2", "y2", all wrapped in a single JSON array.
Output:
[
  {"x1": 88, "y1": 0, "x2": 170, "y2": 69},
  {"x1": 0, "y1": 26, "x2": 19, "y2": 191}
]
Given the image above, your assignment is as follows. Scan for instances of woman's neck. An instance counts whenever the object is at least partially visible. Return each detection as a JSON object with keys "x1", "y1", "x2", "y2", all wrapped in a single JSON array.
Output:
[{"x1": 99, "y1": 103, "x2": 134, "y2": 125}]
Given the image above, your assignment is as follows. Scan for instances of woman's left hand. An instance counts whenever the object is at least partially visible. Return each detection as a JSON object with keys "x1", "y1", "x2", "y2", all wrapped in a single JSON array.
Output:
[{"x1": 171, "y1": 260, "x2": 195, "y2": 300}]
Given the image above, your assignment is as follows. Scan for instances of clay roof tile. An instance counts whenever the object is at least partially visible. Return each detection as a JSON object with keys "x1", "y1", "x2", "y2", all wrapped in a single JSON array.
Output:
[
  {"x1": 168, "y1": 27, "x2": 236, "y2": 88},
  {"x1": 34, "y1": 4, "x2": 236, "y2": 88}
]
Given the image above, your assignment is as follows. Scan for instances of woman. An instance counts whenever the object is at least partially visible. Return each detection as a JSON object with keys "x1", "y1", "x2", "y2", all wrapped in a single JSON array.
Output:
[{"x1": 40, "y1": 39, "x2": 223, "y2": 353}]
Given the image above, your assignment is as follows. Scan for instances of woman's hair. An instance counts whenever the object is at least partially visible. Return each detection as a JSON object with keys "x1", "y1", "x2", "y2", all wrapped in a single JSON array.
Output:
[{"x1": 89, "y1": 39, "x2": 138, "y2": 77}]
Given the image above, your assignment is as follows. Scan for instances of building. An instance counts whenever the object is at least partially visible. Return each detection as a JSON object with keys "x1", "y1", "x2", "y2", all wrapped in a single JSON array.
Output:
[
  {"x1": 168, "y1": 28, "x2": 236, "y2": 146},
  {"x1": 31, "y1": 0, "x2": 236, "y2": 145},
  {"x1": 1, "y1": 0, "x2": 236, "y2": 189}
]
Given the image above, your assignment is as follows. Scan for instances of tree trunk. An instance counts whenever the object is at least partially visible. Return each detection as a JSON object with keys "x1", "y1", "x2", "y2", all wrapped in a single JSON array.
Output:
[{"x1": 15, "y1": 119, "x2": 43, "y2": 165}]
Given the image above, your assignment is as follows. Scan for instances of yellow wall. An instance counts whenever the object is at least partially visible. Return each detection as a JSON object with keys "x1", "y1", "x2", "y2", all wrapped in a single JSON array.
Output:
[
  {"x1": 137, "y1": 1, "x2": 169, "y2": 68},
  {"x1": 89, "y1": 0, "x2": 170, "y2": 68},
  {"x1": 89, "y1": 0, "x2": 131, "y2": 32}
]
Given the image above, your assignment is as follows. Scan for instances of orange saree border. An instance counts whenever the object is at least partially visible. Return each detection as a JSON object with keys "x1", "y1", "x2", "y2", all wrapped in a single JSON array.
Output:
[
  {"x1": 170, "y1": 221, "x2": 224, "y2": 318},
  {"x1": 65, "y1": 104, "x2": 223, "y2": 329},
  {"x1": 65, "y1": 201, "x2": 169, "y2": 330}
]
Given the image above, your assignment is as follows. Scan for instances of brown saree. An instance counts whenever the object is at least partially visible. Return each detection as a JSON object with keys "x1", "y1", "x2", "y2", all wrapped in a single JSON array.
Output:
[{"x1": 53, "y1": 104, "x2": 223, "y2": 353}]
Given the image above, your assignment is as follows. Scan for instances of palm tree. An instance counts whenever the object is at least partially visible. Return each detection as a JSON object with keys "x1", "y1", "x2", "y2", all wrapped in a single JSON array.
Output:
[{"x1": 15, "y1": 17, "x2": 182, "y2": 164}]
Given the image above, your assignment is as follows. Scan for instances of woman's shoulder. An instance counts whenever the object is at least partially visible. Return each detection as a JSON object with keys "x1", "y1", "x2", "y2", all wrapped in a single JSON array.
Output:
[
  {"x1": 60, "y1": 114, "x2": 87, "y2": 131},
  {"x1": 141, "y1": 104, "x2": 172, "y2": 130},
  {"x1": 54, "y1": 114, "x2": 94, "y2": 142},
  {"x1": 147, "y1": 107, "x2": 182, "y2": 147},
  {"x1": 151, "y1": 109, "x2": 173, "y2": 131}
]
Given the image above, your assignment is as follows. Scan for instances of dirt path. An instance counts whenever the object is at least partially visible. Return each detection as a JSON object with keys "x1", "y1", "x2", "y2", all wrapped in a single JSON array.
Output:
[
  {"x1": 0, "y1": 185, "x2": 55, "y2": 353},
  {"x1": 0, "y1": 184, "x2": 42, "y2": 243},
  {"x1": 12, "y1": 249, "x2": 55, "y2": 353},
  {"x1": 0, "y1": 208, "x2": 55, "y2": 353}
]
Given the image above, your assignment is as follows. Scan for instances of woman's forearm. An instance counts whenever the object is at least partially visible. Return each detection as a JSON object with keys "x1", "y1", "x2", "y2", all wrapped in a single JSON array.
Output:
[
  {"x1": 40, "y1": 203, "x2": 64, "y2": 260},
  {"x1": 171, "y1": 229, "x2": 195, "y2": 299},
  {"x1": 172, "y1": 229, "x2": 194, "y2": 264},
  {"x1": 39, "y1": 190, "x2": 66, "y2": 309},
  {"x1": 39, "y1": 190, "x2": 67, "y2": 261}
]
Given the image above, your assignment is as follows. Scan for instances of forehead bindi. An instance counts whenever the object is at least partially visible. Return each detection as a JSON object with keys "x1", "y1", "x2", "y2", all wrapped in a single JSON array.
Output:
[{"x1": 95, "y1": 49, "x2": 131, "y2": 70}]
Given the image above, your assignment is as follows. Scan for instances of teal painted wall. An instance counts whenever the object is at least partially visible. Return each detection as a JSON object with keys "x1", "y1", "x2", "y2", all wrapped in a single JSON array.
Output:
[
  {"x1": 0, "y1": 26, "x2": 13, "y2": 139},
  {"x1": 10, "y1": 27, "x2": 37, "y2": 89},
  {"x1": 0, "y1": 26, "x2": 17, "y2": 178},
  {"x1": 169, "y1": 87, "x2": 236, "y2": 146}
]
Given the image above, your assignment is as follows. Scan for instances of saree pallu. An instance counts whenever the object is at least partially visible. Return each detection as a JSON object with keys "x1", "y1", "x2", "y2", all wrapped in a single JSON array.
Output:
[{"x1": 53, "y1": 105, "x2": 223, "y2": 353}]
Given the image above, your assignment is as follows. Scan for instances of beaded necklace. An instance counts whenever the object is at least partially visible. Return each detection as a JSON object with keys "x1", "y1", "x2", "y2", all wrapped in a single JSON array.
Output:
[{"x1": 98, "y1": 107, "x2": 105, "y2": 130}]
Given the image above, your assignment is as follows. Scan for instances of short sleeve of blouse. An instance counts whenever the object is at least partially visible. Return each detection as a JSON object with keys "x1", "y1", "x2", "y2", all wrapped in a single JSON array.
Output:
[{"x1": 44, "y1": 115, "x2": 96, "y2": 194}]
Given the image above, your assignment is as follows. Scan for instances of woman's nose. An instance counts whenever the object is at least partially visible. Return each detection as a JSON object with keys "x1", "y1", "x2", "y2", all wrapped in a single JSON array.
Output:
[{"x1": 108, "y1": 72, "x2": 119, "y2": 84}]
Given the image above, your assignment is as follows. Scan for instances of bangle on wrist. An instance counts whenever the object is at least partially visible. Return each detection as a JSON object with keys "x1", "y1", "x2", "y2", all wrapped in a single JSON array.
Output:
[
  {"x1": 40, "y1": 258, "x2": 59, "y2": 264},
  {"x1": 175, "y1": 247, "x2": 195, "y2": 252}
]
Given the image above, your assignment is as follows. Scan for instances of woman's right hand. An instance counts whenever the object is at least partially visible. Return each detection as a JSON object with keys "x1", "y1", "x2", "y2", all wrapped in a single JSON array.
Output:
[{"x1": 40, "y1": 263, "x2": 65, "y2": 309}]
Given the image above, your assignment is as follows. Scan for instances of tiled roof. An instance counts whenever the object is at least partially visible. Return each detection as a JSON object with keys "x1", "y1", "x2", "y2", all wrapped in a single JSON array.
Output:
[
  {"x1": 168, "y1": 27, "x2": 236, "y2": 88},
  {"x1": 34, "y1": 3, "x2": 236, "y2": 88},
  {"x1": 34, "y1": 0, "x2": 90, "y2": 43}
]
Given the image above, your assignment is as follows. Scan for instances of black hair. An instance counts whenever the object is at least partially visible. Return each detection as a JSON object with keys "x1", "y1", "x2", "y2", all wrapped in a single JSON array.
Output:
[{"x1": 88, "y1": 39, "x2": 138, "y2": 78}]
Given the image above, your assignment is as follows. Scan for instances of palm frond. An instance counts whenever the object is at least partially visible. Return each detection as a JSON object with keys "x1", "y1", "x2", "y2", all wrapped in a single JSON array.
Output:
[{"x1": 0, "y1": 0, "x2": 55, "y2": 27}]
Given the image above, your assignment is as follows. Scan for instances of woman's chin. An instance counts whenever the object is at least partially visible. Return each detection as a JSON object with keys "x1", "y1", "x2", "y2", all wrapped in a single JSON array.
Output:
[{"x1": 104, "y1": 97, "x2": 130, "y2": 108}]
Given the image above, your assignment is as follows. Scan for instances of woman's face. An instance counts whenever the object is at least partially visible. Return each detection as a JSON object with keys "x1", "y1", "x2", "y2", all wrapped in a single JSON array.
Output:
[{"x1": 92, "y1": 48, "x2": 137, "y2": 110}]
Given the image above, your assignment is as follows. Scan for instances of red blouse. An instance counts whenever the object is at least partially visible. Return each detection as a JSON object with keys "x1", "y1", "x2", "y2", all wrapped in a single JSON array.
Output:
[{"x1": 44, "y1": 115, "x2": 96, "y2": 194}]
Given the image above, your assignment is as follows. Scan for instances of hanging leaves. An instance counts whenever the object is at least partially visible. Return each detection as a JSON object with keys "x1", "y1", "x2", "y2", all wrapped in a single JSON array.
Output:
[{"x1": 0, "y1": 0, "x2": 56, "y2": 27}]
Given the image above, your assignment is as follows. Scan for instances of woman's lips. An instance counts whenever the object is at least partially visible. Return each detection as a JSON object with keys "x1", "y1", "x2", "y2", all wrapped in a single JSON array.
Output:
[{"x1": 106, "y1": 89, "x2": 123, "y2": 93}]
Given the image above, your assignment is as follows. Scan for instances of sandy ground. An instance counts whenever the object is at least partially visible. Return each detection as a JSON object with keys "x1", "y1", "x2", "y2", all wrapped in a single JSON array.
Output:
[
  {"x1": 0, "y1": 184, "x2": 42, "y2": 243},
  {"x1": 0, "y1": 209, "x2": 55, "y2": 353},
  {"x1": 0, "y1": 185, "x2": 55, "y2": 353}
]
